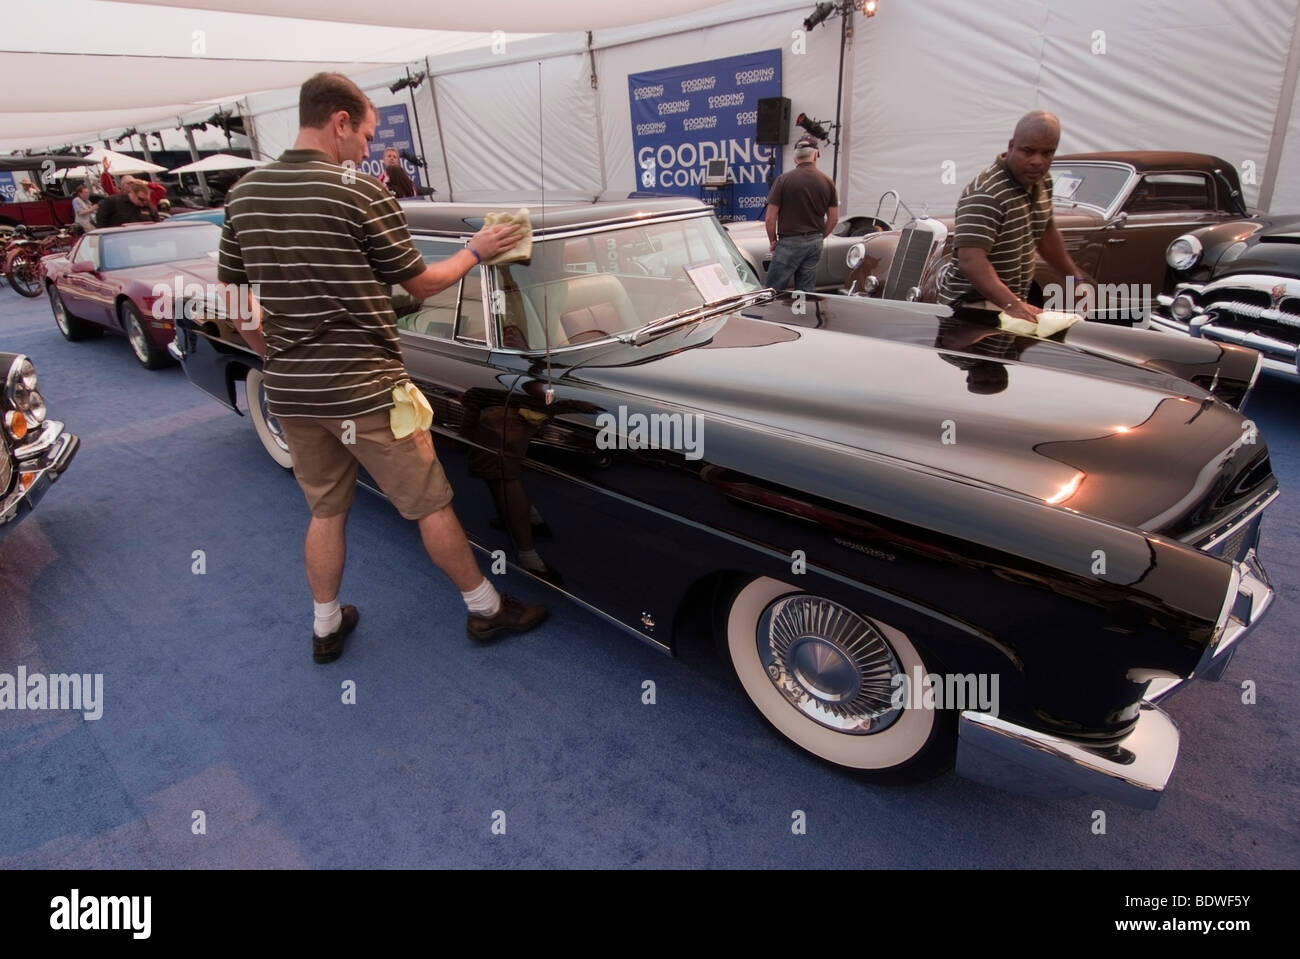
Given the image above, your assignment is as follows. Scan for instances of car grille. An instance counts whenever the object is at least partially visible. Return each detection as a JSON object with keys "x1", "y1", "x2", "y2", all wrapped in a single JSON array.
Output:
[
  {"x1": 0, "y1": 432, "x2": 11, "y2": 495},
  {"x1": 882, "y1": 226, "x2": 936, "y2": 299},
  {"x1": 1202, "y1": 288, "x2": 1300, "y2": 350}
]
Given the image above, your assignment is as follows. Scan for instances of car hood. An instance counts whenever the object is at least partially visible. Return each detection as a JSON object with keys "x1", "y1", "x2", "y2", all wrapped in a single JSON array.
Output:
[
  {"x1": 112, "y1": 255, "x2": 220, "y2": 289},
  {"x1": 575, "y1": 309, "x2": 1268, "y2": 538}
]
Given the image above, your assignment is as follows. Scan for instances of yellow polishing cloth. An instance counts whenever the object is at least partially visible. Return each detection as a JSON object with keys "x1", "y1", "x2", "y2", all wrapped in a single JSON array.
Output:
[
  {"x1": 390, "y1": 381, "x2": 433, "y2": 439},
  {"x1": 481, "y1": 208, "x2": 533, "y2": 265},
  {"x1": 997, "y1": 310, "x2": 1083, "y2": 338}
]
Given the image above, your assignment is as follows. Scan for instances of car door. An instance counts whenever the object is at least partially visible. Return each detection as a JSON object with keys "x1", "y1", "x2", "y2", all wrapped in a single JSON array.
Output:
[
  {"x1": 393, "y1": 237, "x2": 515, "y2": 553},
  {"x1": 1096, "y1": 171, "x2": 1225, "y2": 314},
  {"x1": 59, "y1": 234, "x2": 106, "y2": 324},
  {"x1": 77, "y1": 232, "x2": 121, "y2": 326}
]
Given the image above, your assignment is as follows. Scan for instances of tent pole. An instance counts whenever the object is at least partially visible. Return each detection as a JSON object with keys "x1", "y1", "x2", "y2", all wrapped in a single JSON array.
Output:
[
  {"x1": 1259, "y1": 4, "x2": 1300, "y2": 212},
  {"x1": 427, "y1": 56, "x2": 453, "y2": 202},
  {"x1": 184, "y1": 126, "x2": 211, "y2": 205}
]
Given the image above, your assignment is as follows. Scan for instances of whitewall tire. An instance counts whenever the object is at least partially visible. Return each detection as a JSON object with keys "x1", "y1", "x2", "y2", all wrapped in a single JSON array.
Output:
[
  {"x1": 246, "y1": 368, "x2": 294, "y2": 469},
  {"x1": 725, "y1": 576, "x2": 953, "y2": 778}
]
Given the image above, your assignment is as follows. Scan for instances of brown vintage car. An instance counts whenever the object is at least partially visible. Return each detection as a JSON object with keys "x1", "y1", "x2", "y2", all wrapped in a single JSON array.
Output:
[{"x1": 842, "y1": 152, "x2": 1250, "y2": 322}]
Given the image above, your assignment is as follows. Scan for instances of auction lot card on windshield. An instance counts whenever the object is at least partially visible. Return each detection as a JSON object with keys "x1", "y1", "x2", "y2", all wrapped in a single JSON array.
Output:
[{"x1": 686, "y1": 263, "x2": 737, "y2": 302}]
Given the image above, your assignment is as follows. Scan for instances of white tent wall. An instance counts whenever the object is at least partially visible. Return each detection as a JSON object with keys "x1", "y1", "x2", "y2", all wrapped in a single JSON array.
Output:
[
  {"x1": 64, "y1": 1, "x2": 1300, "y2": 215},
  {"x1": 849, "y1": 0, "x2": 1300, "y2": 218},
  {"x1": 432, "y1": 55, "x2": 604, "y2": 200}
]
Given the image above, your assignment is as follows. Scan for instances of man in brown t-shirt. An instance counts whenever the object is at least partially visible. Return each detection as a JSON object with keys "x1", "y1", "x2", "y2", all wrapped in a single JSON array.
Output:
[
  {"x1": 220, "y1": 72, "x2": 545, "y2": 663},
  {"x1": 763, "y1": 135, "x2": 839, "y2": 291}
]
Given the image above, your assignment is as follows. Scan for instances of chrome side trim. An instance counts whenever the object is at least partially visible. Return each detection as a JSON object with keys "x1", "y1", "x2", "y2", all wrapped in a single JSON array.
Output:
[
  {"x1": 1194, "y1": 488, "x2": 1279, "y2": 552},
  {"x1": 956, "y1": 705, "x2": 1178, "y2": 809}
]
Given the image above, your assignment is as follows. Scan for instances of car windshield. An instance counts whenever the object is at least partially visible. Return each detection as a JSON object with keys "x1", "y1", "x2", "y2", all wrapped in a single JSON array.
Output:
[
  {"x1": 489, "y1": 213, "x2": 762, "y2": 350},
  {"x1": 101, "y1": 224, "x2": 221, "y2": 271},
  {"x1": 1049, "y1": 163, "x2": 1132, "y2": 213}
]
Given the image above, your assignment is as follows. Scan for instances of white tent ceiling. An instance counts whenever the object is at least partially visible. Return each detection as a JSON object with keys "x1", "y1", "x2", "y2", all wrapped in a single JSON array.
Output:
[
  {"x1": 2, "y1": 0, "x2": 720, "y2": 149},
  {"x1": 111, "y1": 0, "x2": 725, "y2": 33}
]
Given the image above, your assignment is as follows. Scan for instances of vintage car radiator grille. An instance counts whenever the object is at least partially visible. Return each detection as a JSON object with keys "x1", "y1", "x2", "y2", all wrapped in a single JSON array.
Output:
[
  {"x1": 882, "y1": 226, "x2": 935, "y2": 300},
  {"x1": 0, "y1": 431, "x2": 11, "y2": 495},
  {"x1": 1204, "y1": 289, "x2": 1300, "y2": 347}
]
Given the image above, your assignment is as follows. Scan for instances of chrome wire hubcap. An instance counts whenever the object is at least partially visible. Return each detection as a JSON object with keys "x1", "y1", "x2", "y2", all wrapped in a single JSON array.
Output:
[
  {"x1": 52, "y1": 293, "x2": 67, "y2": 331},
  {"x1": 758, "y1": 595, "x2": 904, "y2": 734},
  {"x1": 128, "y1": 315, "x2": 148, "y2": 359},
  {"x1": 258, "y1": 381, "x2": 289, "y2": 452}
]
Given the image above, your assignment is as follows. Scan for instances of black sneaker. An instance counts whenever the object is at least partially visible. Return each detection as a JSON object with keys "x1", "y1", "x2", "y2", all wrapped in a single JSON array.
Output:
[
  {"x1": 313, "y1": 605, "x2": 359, "y2": 664},
  {"x1": 466, "y1": 594, "x2": 547, "y2": 641}
]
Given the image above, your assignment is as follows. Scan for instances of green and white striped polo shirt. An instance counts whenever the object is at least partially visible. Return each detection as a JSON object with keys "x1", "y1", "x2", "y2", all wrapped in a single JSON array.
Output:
[
  {"x1": 937, "y1": 155, "x2": 1054, "y2": 307},
  {"x1": 217, "y1": 149, "x2": 426, "y2": 419}
]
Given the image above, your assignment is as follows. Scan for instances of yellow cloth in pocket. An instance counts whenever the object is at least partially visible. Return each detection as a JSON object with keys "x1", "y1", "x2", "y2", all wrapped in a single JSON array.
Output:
[{"x1": 390, "y1": 382, "x2": 433, "y2": 439}]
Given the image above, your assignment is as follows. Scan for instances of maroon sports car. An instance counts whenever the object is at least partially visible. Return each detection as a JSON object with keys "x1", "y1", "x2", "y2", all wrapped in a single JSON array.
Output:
[{"x1": 42, "y1": 221, "x2": 220, "y2": 369}]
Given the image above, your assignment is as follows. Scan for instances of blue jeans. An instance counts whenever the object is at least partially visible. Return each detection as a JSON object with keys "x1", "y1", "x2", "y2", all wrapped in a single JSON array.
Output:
[{"x1": 766, "y1": 234, "x2": 823, "y2": 292}]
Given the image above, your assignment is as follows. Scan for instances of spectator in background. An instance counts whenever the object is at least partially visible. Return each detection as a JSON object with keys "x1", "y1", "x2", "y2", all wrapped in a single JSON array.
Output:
[
  {"x1": 15, "y1": 179, "x2": 43, "y2": 202},
  {"x1": 147, "y1": 179, "x2": 167, "y2": 209},
  {"x1": 95, "y1": 180, "x2": 158, "y2": 227},
  {"x1": 100, "y1": 157, "x2": 118, "y2": 195},
  {"x1": 383, "y1": 147, "x2": 416, "y2": 199},
  {"x1": 72, "y1": 185, "x2": 98, "y2": 231},
  {"x1": 763, "y1": 135, "x2": 839, "y2": 292}
]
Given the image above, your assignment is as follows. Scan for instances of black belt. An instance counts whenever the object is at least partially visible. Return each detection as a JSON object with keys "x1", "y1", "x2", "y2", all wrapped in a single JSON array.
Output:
[{"x1": 781, "y1": 232, "x2": 823, "y2": 238}]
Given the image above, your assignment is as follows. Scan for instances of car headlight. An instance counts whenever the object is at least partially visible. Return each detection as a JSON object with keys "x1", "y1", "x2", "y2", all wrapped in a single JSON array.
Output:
[
  {"x1": 5, "y1": 355, "x2": 46, "y2": 433},
  {"x1": 1166, "y1": 234, "x2": 1203, "y2": 271},
  {"x1": 1170, "y1": 293, "x2": 1198, "y2": 321},
  {"x1": 846, "y1": 242, "x2": 865, "y2": 271}
]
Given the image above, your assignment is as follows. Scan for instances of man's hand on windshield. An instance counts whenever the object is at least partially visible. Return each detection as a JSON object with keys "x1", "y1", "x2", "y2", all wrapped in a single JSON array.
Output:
[{"x1": 469, "y1": 222, "x2": 523, "y2": 260}]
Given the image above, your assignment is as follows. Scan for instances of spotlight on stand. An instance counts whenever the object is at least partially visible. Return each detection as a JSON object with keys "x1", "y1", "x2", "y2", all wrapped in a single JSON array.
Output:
[
  {"x1": 389, "y1": 71, "x2": 427, "y2": 94},
  {"x1": 796, "y1": 113, "x2": 830, "y2": 141},
  {"x1": 803, "y1": 1, "x2": 836, "y2": 31}
]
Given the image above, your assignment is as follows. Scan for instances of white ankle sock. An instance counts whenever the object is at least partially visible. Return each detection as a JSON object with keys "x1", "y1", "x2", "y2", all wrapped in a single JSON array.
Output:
[
  {"x1": 462, "y1": 578, "x2": 501, "y2": 616},
  {"x1": 517, "y1": 549, "x2": 546, "y2": 572},
  {"x1": 314, "y1": 599, "x2": 342, "y2": 637}
]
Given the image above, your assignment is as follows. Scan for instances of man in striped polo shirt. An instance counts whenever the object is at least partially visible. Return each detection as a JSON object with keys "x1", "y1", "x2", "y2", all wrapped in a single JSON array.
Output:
[
  {"x1": 936, "y1": 111, "x2": 1091, "y2": 321},
  {"x1": 219, "y1": 72, "x2": 545, "y2": 663}
]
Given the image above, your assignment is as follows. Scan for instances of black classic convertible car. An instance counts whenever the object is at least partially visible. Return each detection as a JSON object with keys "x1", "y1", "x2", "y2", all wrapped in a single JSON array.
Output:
[
  {"x1": 173, "y1": 198, "x2": 1277, "y2": 807},
  {"x1": 0, "y1": 352, "x2": 78, "y2": 539}
]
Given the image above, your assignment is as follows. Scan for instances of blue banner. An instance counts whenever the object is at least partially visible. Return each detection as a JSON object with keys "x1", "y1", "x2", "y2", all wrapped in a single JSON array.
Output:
[
  {"x1": 363, "y1": 103, "x2": 423, "y2": 191},
  {"x1": 628, "y1": 49, "x2": 783, "y2": 221},
  {"x1": 0, "y1": 173, "x2": 21, "y2": 202}
]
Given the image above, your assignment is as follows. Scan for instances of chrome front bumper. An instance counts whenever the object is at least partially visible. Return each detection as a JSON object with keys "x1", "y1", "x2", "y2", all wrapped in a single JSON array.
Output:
[
  {"x1": 1151, "y1": 297, "x2": 1300, "y2": 382},
  {"x1": 955, "y1": 550, "x2": 1274, "y2": 809},
  {"x1": 0, "y1": 421, "x2": 79, "y2": 532}
]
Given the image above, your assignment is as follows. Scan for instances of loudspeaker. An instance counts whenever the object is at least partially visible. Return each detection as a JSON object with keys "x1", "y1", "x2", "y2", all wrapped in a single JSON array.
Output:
[{"x1": 755, "y1": 97, "x2": 791, "y2": 145}]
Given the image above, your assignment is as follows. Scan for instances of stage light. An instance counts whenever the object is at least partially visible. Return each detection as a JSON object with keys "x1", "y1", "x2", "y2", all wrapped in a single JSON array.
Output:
[
  {"x1": 803, "y1": 1, "x2": 835, "y2": 31},
  {"x1": 863, "y1": 0, "x2": 878, "y2": 16},
  {"x1": 796, "y1": 113, "x2": 830, "y2": 141}
]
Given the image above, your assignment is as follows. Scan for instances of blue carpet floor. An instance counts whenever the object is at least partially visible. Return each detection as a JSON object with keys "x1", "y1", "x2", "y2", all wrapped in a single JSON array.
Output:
[{"x1": 1, "y1": 288, "x2": 1297, "y2": 869}]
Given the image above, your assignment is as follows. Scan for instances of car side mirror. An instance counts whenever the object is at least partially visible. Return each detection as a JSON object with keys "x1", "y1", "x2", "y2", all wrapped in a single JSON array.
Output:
[{"x1": 72, "y1": 260, "x2": 97, "y2": 273}]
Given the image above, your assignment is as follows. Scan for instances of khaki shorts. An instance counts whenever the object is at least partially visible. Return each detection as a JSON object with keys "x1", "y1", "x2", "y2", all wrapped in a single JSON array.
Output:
[{"x1": 278, "y1": 408, "x2": 454, "y2": 520}]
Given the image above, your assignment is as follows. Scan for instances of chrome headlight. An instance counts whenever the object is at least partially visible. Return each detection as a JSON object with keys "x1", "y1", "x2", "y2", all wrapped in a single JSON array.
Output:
[
  {"x1": 5, "y1": 355, "x2": 46, "y2": 432},
  {"x1": 846, "y1": 242, "x2": 866, "y2": 271},
  {"x1": 1166, "y1": 234, "x2": 1203, "y2": 271}
]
